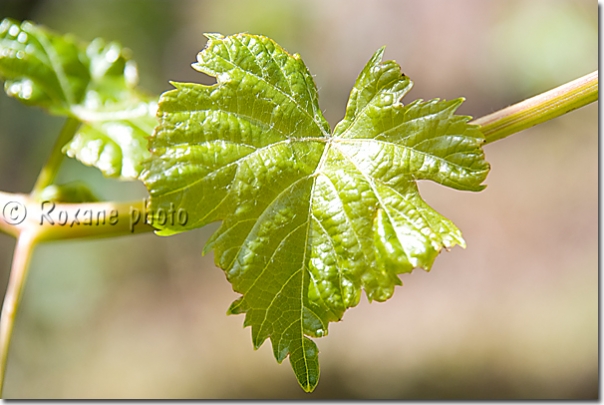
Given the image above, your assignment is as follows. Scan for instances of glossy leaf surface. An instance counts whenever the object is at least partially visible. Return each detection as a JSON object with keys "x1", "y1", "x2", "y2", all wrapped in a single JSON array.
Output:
[
  {"x1": 0, "y1": 18, "x2": 156, "y2": 179},
  {"x1": 142, "y1": 33, "x2": 490, "y2": 391}
]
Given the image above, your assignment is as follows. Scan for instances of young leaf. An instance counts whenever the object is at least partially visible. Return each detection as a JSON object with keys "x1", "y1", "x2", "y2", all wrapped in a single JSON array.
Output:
[
  {"x1": 0, "y1": 18, "x2": 156, "y2": 179},
  {"x1": 141, "y1": 33, "x2": 490, "y2": 392}
]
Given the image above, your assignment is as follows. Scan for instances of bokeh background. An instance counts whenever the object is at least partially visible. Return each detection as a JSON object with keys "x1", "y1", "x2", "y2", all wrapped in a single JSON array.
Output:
[{"x1": 0, "y1": 0, "x2": 598, "y2": 399}]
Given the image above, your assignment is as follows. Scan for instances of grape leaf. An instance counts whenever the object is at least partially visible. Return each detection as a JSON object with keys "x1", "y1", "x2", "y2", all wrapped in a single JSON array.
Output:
[
  {"x1": 141, "y1": 33, "x2": 490, "y2": 392},
  {"x1": 0, "y1": 18, "x2": 156, "y2": 179}
]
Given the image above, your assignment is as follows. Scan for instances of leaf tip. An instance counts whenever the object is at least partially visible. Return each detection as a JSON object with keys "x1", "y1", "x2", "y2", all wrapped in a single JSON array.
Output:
[
  {"x1": 190, "y1": 61, "x2": 202, "y2": 72},
  {"x1": 227, "y1": 297, "x2": 246, "y2": 316},
  {"x1": 300, "y1": 379, "x2": 318, "y2": 393},
  {"x1": 203, "y1": 32, "x2": 224, "y2": 41},
  {"x1": 291, "y1": 338, "x2": 320, "y2": 393},
  {"x1": 167, "y1": 81, "x2": 190, "y2": 93},
  {"x1": 371, "y1": 45, "x2": 387, "y2": 64}
]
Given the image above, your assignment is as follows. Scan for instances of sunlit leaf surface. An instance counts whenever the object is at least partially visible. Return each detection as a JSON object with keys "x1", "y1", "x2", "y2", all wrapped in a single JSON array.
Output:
[
  {"x1": 142, "y1": 33, "x2": 490, "y2": 391},
  {"x1": 0, "y1": 18, "x2": 156, "y2": 179}
]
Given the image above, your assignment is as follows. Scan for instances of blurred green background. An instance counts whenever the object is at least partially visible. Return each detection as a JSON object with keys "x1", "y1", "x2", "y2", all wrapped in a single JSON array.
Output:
[{"x1": 0, "y1": 0, "x2": 597, "y2": 399}]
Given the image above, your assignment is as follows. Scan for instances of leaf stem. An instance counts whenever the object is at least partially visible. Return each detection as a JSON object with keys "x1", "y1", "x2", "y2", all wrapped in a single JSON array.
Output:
[
  {"x1": 31, "y1": 117, "x2": 81, "y2": 197},
  {"x1": 472, "y1": 71, "x2": 598, "y2": 144},
  {"x1": 0, "y1": 232, "x2": 36, "y2": 397}
]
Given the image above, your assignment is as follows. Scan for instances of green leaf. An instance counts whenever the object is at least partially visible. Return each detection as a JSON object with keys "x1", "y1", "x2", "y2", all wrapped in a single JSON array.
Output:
[
  {"x1": 0, "y1": 18, "x2": 156, "y2": 179},
  {"x1": 141, "y1": 33, "x2": 490, "y2": 392}
]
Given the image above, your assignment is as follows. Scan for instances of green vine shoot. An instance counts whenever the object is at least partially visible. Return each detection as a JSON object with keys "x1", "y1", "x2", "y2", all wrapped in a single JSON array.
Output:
[{"x1": 0, "y1": 18, "x2": 597, "y2": 396}]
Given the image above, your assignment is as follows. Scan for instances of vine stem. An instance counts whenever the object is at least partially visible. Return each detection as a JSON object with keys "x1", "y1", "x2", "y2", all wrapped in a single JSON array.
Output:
[
  {"x1": 0, "y1": 192, "x2": 154, "y2": 396},
  {"x1": 472, "y1": 70, "x2": 598, "y2": 144},
  {"x1": 0, "y1": 192, "x2": 155, "y2": 241},
  {"x1": 31, "y1": 117, "x2": 81, "y2": 197},
  {"x1": 0, "y1": 232, "x2": 36, "y2": 397}
]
